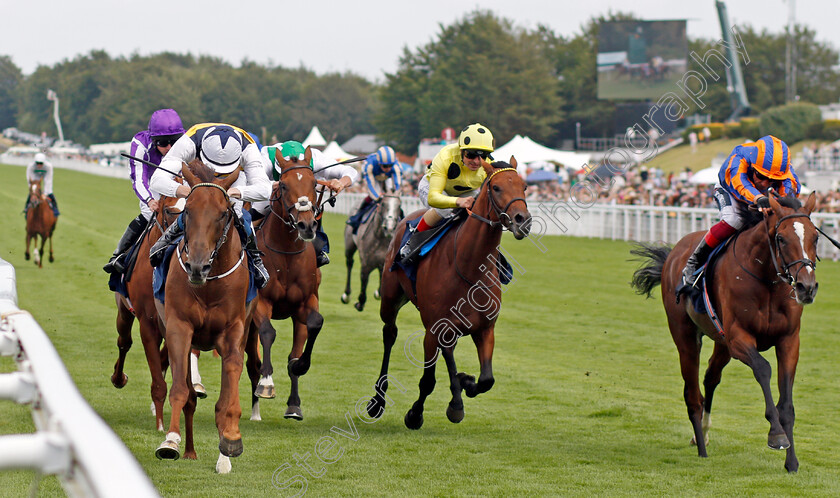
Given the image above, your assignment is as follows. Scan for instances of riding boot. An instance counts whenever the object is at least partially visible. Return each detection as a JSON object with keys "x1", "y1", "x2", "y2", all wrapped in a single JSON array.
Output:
[
  {"x1": 679, "y1": 238, "x2": 715, "y2": 291},
  {"x1": 103, "y1": 214, "x2": 147, "y2": 274},
  {"x1": 149, "y1": 218, "x2": 184, "y2": 267},
  {"x1": 313, "y1": 223, "x2": 330, "y2": 267},
  {"x1": 397, "y1": 224, "x2": 438, "y2": 266},
  {"x1": 47, "y1": 193, "x2": 60, "y2": 216},
  {"x1": 244, "y1": 231, "x2": 270, "y2": 289}
]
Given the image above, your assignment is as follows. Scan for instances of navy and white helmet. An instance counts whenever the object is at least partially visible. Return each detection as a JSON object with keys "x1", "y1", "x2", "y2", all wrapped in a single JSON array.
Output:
[{"x1": 200, "y1": 126, "x2": 243, "y2": 174}]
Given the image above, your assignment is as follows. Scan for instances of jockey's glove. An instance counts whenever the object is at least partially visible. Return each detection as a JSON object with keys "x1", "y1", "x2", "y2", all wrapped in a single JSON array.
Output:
[{"x1": 755, "y1": 195, "x2": 771, "y2": 209}]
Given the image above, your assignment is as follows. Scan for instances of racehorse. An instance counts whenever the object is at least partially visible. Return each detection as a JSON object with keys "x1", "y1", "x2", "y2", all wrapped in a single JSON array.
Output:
[
  {"x1": 111, "y1": 194, "x2": 183, "y2": 431},
  {"x1": 367, "y1": 159, "x2": 531, "y2": 429},
  {"x1": 341, "y1": 193, "x2": 402, "y2": 311},
  {"x1": 631, "y1": 193, "x2": 819, "y2": 473},
  {"x1": 154, "y1": 160, "x2": 261, "y2": 474},
  {"x1": 249, "y1": 146, "x2": 323, "y2": 421},
  {"x1": 25, "y1": 179, "x2": 56, "y2": 267}
]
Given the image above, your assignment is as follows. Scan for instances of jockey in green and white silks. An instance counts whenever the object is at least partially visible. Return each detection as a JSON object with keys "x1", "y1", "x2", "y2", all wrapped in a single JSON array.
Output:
[
  {"x1": 253, "y1": 141, "x2": 358, "y2": 267},
  {"x1": 25, "y1": 152, "x2": 59, "y2": 216}
]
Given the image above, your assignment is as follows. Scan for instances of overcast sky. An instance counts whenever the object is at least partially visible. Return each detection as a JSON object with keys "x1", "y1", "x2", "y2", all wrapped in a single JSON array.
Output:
[{"x1": 2, "y1": 0, "x2": 836, "y2": 82}]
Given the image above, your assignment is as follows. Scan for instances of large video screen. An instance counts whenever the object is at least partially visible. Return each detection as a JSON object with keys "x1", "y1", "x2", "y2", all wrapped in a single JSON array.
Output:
[{"x1": 597, "y1": 20, "x2": 688, "y2": 100}]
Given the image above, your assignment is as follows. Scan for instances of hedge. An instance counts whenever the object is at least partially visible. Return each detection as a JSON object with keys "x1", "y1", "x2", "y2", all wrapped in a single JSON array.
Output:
[{"x1": 759, "y1": 103, "x2": 822, "y2": 144}]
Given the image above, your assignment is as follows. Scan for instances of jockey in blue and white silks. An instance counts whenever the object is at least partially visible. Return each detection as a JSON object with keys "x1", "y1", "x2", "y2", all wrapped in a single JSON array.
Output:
[{"x1": 346, "y1": 145, "x2": 401, "y2": 234}]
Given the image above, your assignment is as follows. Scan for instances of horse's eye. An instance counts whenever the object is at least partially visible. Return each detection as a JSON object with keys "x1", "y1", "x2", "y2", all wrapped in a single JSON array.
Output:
[{"x1": 492, "y1": 185, "x2": 501, "y2": 193}]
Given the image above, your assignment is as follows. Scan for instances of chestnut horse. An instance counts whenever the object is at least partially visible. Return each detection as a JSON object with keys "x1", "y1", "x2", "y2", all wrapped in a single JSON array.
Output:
[
  {"x1": 250, "y1": 146, "x2": 323, "y2": 421},
  {"x1": 631, "y1": 193, "x2": 819, "y2": 473},
  {"x1": 25, "y1": 179, "x2": 56, "y2": 267},
  {"x1": 154, "y1": 161, "x2": 261, "y2": 474},
  {"x1": 368, "y1": 159, "x2": 531, "y2": 429},
  {"x1": 341, "y1": 193, "x2": 402, "y2": 311},
  {"x1": 111, "y1": 194, "x2": 183, "y2": 431}
]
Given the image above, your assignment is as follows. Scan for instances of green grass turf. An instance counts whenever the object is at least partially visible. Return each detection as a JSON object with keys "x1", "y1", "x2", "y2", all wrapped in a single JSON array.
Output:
[{"x1": 2, "y1": 162, "x2": 840, "y2": 496}]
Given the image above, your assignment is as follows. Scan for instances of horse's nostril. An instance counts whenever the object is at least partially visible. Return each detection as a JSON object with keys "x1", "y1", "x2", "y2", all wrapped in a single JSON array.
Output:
[
  {"x1": 297, "y1": 222, "x2": 306, "y2": 231},
  {"x1": 202, "y1": 265, "x2": 211, "y2": 274},
  {"x1": 514, "y1": 214, "x2": 524, "y2": 224}
]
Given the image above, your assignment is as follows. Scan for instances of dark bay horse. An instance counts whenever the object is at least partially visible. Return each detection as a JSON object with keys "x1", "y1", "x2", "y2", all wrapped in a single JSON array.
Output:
[
  {"x1": 111, "y1": 194, "x2": 183, "y2": 431},
  {"x1": 25, "y1": 179, "x2": 56, "y2": 267},
  {"x1": 368, "y1": 159, "x2": 531, "y2": 429},
  {"x1": 342, "y1": 193, "x2": 402, "y2": 311},
  {"x1": 631, "y1": 193, "x2": 819, "y2": 473},
  {"x1": 250, "y1": 146, "x2": 323, "y2": 421},
  {"x1": 154, "y1": 161, "x2": 261, "y2": 474}
]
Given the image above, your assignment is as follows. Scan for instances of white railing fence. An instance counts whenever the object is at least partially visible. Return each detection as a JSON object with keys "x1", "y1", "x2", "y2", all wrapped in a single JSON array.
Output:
[
  {"x1": 0, "y1": 258, "x2": 158, "y2": 497},
  {"x1": 327, "y1": 194, "x2": 840, "y2": 260}
]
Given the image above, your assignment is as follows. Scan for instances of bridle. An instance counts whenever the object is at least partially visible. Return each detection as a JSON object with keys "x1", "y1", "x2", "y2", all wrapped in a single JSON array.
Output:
[
  {"x1": 269, "y1": 165, "x2": 317, "y2": 229},
  {"x1": 376, "y1": 194, "x2": 401, "y2": 238},
  {"x1": 764, "y1": 212, "x2": 817, "y2": 288},
  {"x1": 466, "y1": 168, "x2": 527, "y2": 229},
  {"x1": 178, "y1": 182, "x2": 242, "y2": 279}
]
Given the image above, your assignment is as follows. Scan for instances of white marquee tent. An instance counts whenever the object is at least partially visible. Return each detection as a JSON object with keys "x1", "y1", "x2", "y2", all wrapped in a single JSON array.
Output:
[
  {"x1": 493, "y1": 135, "x2": 592, "y2": 176},
  {"x1": 302, "y1": 126, "x2": 327, "y2": 148},
  {"x1": 321, "y1": 141, "x2": 355, "y2": 162}
]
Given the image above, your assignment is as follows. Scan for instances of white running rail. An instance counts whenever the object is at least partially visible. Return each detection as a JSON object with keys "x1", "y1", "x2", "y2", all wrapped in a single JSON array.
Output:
[{"x1": 0, "y1": 258, "x2": 158, "y2": 497}]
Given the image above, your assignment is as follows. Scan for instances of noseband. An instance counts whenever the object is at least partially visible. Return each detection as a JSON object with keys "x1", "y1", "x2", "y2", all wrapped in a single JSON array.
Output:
[
  {"x1": 469, "y1": 168, "x2": 527, "y2": 228},
  {"x1": 269, "y1": 165, "x2": 317, "y2": 229},
  {"x1": 764, "y1": 213, "x2": 817, "y2": 287}
]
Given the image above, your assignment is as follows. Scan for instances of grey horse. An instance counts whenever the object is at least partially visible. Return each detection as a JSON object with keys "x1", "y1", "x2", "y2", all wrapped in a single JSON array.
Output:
[{"x1": 342, "y1": 194, "x2": 402, "y2": 311}]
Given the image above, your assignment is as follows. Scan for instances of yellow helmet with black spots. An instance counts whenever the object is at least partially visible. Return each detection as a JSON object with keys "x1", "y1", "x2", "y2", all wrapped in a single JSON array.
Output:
[{"x1": 458, "y1": 123, "x2": 495, "y2": 152}]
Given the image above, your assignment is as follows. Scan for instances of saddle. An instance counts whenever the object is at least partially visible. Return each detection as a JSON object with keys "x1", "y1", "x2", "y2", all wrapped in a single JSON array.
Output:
[
  {"x1": 678, "y1": 236, "x2": 735, "y2": 337},
  {"x1": 108, "y1": 221, "x2": 155, "y2": 297}
]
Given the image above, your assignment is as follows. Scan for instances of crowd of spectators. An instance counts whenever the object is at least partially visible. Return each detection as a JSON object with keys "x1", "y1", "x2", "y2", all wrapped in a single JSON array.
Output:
[
  {"x1": 800, "y1": 142, "x2": 840, "y2": 172},
  {"x1": 341, "y1": 162, "x2": 840, "y2": 214}
]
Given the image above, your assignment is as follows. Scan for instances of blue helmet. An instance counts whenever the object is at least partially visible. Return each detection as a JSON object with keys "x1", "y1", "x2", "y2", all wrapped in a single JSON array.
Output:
[{"x1": 375, "y1": 146, "x2": 396, "y2": 166}]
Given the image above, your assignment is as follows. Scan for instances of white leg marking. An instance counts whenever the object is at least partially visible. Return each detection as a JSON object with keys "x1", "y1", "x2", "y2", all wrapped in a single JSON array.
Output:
[
  {"x1": 258, "y1": 375, "x2": 274, "y2": 387},
  {"x1": 190, "y1": 352, "x2": 202, "y2": 383},
  {"x1": 216, "y1": 453, "x2": 232, "y2": 474},
  {"x1": 251, "y1": 400, "x2": 262, "y2": 421}
]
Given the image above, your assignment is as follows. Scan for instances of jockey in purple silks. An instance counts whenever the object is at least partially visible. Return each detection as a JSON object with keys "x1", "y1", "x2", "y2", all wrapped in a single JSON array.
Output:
[{"x1": 103, "y1": 108, "x2": 185, "y2": 274}]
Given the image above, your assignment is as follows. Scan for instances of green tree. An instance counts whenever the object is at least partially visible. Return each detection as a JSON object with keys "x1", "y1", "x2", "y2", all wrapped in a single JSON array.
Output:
[
  {"x1": 376, "y1": 10, "x2": 563, "y2": 153},
  {"x1": 0, "y1": 56, "x2": 22, "y2": 130}
]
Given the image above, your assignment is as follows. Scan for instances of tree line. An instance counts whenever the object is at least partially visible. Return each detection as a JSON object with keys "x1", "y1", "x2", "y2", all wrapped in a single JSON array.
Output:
[{"x1": 1, "y1": 10, "x2": 838, "y2": 152}]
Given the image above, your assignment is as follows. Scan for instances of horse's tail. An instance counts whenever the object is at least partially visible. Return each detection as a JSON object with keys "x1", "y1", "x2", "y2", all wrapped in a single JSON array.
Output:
[{"x1": 630, "y1": 243, "x2": 671, "y2": 298}]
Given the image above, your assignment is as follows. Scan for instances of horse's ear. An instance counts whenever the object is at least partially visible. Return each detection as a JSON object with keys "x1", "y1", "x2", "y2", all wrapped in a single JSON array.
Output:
[
  {"x1": 804, "y1": 191, "x2": 817, "y2": 215},
  {"x1": 181, "y1": 161, "x2": 199, "y2": 187},
  {"x1": 768, "y1": 194, "x2": 783, "y2": 215},
  {"x1": 304, "y1": 146, "x2": 313, "y2": 167},
  {"x1": 481, "y1": 160, "x2": 494, "y2": 176},
  {"x1": 219, "y1": 168, "x2": 240, "y2": 191},
  {"x1": 509, "y1": 156, "x2": 517, "y2": 169}
]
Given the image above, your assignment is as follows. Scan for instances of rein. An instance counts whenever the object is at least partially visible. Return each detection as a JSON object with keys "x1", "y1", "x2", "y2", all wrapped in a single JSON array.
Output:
[
  {"x1": 179, "y1": 183, "x2": 242, "y2": 279},
  {"x1": 764, "y1": 213, "x2": 816, "y2": 287},
  {"x1": 455, "y1": 167, "x2": 525, "y2": 286}
]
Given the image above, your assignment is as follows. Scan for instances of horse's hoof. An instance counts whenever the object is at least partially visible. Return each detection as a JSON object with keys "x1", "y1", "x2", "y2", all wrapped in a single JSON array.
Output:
[
  {"x1": 404, "y1": 409, "x2": 424, "y2": 430},
  {"x1": 254, "y1": 384, "x2": 276, "y2": 399},
  {"x1": 367, "y1": 396, "x2": 385, "y2": 419},
  {"x1": 341, "y1": 293, "x2": 350, "y2": 304},
  {"x1": 155, "y1": 439, "x2": 180, "y2": 460},
  {"x1": 690, "y1": 434, "x2": 709, "y2": 447},
  {"x1": 111, "y1": 373, "x2": 128, "y2": 389},
  {"x1": 193, "y1": 382, "x2": 207, "y2": 399},
  {"x1": 284, "y1": 406, "x2": 303, "y2": 420},
  {"x1": 457, "y1": 373, "x2": 477, "y2": 397},
  {"x1": 219, "y1": 437, "x2": 243, "y2": 457},
  {"x1": 354, "y1": 302, "x2": 364, "y2": 312},
  {"x1": 24, "y1": 253, "x2": 30, "y2": 261},
  {"x1": 374, "y1": 290, "x2": 380, "y2": 300},
  {"x1": 768, "y1": 433, "x2": 791, "y2": 450},
  {"x1": 49, "y1": 255, "x2": 54, "y2": 263},
  {"x1": 216, "y1": 454, "x2": 232, "y2": 474},
  {"x1": 446, "y1": 403, "x2": 465, "y2": 424}
]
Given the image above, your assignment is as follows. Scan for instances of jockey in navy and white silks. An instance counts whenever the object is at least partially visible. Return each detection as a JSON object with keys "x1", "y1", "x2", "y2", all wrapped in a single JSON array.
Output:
[
  {"x1": 104, "y1": 108, "x2": 185, "y2": 274},
  {"x1": 678, "y1": 135, "x2": 801, "y2": 293},
  {"x1": 346, "y1": 145, "x2": 400, "y2": 233},
  {"x1": 148, "y1": 123, "x2": 272, "y2": 288},
  {"x1": 25, "y1": 152, "x2": 59, "y2": 216},
  {"x1": 253, "y1": 141, "x2": 358, "y2": 266}
]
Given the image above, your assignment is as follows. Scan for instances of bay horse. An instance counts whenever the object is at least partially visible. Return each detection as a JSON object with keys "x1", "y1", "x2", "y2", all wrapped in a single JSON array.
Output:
[
  {"x1": 111, "y1": 193, "x2": 183, "y2": 431},
  {"x1": 249, "y1": 146, "x2": 323, "y2": 421},
  {"x1": 368, "y1": 159, "x2": 531, "y2": 429},
  {"x1": 154, "y1": 161, "x2": 261, "y2": 474},
  {"x1": 25, "y1": 179, "x2": 56, "y2": 267},
  {"x1": 631, "y1": 193, "x2": 819, "y2": 473},
  {"x1": 341, "y1": 193, "x2": 402, "y2": 311}
]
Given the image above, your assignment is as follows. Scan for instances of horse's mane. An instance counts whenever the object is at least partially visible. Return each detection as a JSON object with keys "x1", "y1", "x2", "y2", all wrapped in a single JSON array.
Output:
[
  {"x1": 187, "y1": 159, "x2": 216, "y2": 183},
  {"x1": 489, "y1": 160, "x2": 511, "y2": 170},
  {"x1": 743, "y1": 195, "x2": 803, "y2": 228}
]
